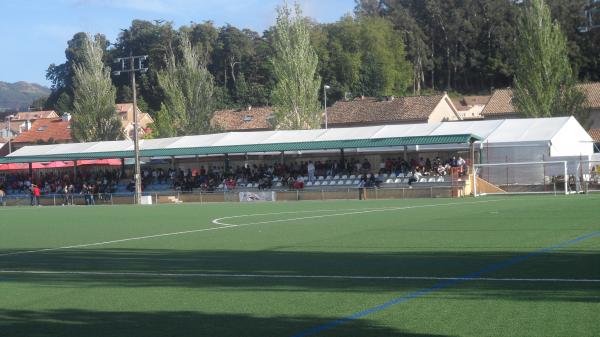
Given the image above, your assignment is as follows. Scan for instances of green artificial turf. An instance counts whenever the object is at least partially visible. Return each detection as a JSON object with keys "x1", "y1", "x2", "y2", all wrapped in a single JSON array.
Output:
[{"x1": 0, "y1": 196, "x2": 599, "y2": 337}]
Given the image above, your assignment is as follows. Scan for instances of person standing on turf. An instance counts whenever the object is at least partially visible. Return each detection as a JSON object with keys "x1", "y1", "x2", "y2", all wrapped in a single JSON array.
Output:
[
  {"x1": 0, "y1": 187, "x2": 5, "y2": 206},
  {"x1": 32, "y1": 184, "x2": 40, "y2": 206},
  {"x1": 358, "y1": 176, "x2": 366, "y2": 200}
]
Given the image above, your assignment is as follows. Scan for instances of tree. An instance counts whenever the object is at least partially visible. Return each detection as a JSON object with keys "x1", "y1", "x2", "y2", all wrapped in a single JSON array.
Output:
[
  {"x1": 271, "y1": 3, "x2": 321, "y2": 130},
  {"x1": 70, "y1": 35, "x2": 122, "y2": 142},
  {"x1": 157, "y1": 34, "x2": 215, "y2": 136},
  {"x1": 513, "y1": 0, "x2": 587, "y2": 122},
  {"x1": 46, "y1": 32, "x2": 110, "y2": 112}
]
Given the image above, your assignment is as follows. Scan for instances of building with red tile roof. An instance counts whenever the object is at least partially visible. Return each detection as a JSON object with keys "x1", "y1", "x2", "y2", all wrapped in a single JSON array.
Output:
[
  {"x1": 211, "y1": 106, "x2": 274, "y2": 131},
  {"x1": 326, "y1": 93, "x2": 460, "y2": 127},
  {"x1": 11, "y1": 117, "x2": 72, "y2": 150}
]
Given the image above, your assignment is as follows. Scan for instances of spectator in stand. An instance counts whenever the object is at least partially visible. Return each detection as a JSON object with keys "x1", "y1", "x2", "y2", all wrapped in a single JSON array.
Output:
[
  {"x1": 307, "y1": 161, "x2": 315, "y2": 182},
  {"x1": 457, "y1": 156, "x2": 467, "y2": 175},
  {"x1": 408, "y1": 169, "x2": 422, "y2": 188},
  {"x1": 0, "y1": 187, "x2": 5, "y2": 206}
]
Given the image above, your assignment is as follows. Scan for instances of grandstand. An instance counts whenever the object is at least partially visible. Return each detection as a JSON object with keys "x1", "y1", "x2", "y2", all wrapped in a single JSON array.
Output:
[{"x1": 0, "y1": 116, "x2": 597, "y2": 204}]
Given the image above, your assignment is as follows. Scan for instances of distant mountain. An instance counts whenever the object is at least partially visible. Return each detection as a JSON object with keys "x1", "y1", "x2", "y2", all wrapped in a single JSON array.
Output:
[{"x1": 0, "y1": 81, "x2": 51, "y2": 112}]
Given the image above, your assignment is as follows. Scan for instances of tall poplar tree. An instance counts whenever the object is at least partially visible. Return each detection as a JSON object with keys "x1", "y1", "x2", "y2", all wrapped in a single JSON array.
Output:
[
  {"x1": 513, "y1": 0, "x2": 587, "y2": 122},
  {"x1": 271, "y1": 2, "x2": 321, "y2": 130},
  {"x1": 71, "y1": 34, "x2": 122, "y2": 142},
  {"x1": 157, "y1": 34, "x2": 215, "y2": 136}
]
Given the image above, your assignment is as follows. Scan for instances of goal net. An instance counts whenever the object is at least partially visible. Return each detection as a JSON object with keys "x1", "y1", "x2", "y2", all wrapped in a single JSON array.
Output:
[{"x1": 473, "y1": 161, "x2": 569, "y2": 196}]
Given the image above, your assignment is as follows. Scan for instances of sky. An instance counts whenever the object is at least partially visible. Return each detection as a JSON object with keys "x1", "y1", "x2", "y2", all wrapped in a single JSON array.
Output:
[{"x1": 0, "y1": 0, "x2": 356, "y2": 87}]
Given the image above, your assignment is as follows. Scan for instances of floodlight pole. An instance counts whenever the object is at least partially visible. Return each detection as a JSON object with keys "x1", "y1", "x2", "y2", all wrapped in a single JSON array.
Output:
[
  {"x1": 323, "y1": 85, "x2": 330, "y2": 129},
  {"x1": 114, "y1": 51, "x2": 148, "y2": 205},
  {"x1": 6, "y1": 115, "x2": 14, "y2": 154}
]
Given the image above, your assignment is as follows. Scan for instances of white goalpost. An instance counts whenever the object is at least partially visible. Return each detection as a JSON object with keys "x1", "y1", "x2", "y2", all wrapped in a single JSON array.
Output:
[{"x1": 473, "y1": 161, "x2": 569, "y2": 197}]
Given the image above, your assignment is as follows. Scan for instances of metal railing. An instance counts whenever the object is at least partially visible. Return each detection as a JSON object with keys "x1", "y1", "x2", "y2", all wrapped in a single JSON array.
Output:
[{"x1": 0, "y1": 185, "x2": 461, "y2": 207}]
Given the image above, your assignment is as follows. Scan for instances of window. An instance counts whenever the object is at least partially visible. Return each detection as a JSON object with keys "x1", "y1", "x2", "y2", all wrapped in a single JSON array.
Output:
[
  {"x1": 243, "y1": 115, "x2": 253, "y2": 122},
  {"x1": 37, "y1": 126, "x2": 48, "y2": 132}
]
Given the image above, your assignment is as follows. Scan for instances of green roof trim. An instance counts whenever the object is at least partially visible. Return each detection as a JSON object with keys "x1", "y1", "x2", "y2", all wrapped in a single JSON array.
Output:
[{"x1": 0, "y1": 134, "x2": 481, "y2": 164}]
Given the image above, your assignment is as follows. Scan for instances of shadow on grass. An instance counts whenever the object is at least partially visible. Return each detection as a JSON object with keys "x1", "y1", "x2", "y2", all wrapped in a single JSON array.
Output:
[
  {"x1": 0, "y1": 309, "x2": 452, "y2": 337},
  {"x1": 0, "y1": 248, "x2": 598, "y2": 302}
]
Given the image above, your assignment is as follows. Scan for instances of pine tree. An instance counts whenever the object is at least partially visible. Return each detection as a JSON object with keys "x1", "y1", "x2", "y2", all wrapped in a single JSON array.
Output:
[
  {"x1": 271, "y1": 2, "x2": 321, "y2": 130},
  {"x1": 71, "y1": 35, "x2": 121, "y2": 142}
]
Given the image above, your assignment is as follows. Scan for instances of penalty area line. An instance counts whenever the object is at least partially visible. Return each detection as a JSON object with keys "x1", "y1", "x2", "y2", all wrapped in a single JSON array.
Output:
[
  {"x1": 0, "y1": 199, "x2": 502, "y2": 258},
  {"x1": 0, "y1": 270, "x2": 599, "y2": 283},
  {"x1": 211, "y1": 199, "x2": 503, "y2": 226}
]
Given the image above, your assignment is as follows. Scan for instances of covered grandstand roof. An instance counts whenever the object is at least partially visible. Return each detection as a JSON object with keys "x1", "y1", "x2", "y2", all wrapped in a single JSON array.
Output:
[
  {"x1": 0, "y1": 124, "x2": 481, "y2": 164},
  {"x1": 0, "y1": 116, "x2": 590, "y2": 163}
]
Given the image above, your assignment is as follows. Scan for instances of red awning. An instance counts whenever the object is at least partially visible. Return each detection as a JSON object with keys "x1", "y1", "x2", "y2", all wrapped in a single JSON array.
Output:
[{"x1": 0, "y1": 159, "x2": 121, "y2": 171}]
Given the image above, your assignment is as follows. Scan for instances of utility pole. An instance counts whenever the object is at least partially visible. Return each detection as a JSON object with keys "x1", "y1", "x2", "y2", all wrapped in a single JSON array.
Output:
[
  {"x1": 323, "y1": 85, "x2": 330, "y2": 129},
  {"x1": 114, "y1": 52, "x2": 148, "y2": 205},
  {"x1": 5, "y1": 115, "x2": 14, "y2": 154}
]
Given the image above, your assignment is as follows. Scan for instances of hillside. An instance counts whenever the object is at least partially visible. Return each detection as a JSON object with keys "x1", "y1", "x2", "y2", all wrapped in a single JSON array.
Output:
[{"x1": 0, "y1": 81, "x2": 50, "y2": 111}]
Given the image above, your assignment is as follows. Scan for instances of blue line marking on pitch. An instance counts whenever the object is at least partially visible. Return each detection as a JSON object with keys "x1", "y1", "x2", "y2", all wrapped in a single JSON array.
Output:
[{"x1": 290, "y1": 230, "x2": 600, "y2": 337}]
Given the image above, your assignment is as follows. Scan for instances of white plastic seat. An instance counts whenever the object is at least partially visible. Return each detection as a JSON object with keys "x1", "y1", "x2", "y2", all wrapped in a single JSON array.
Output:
[
  {"x1": 349, "y1": 175, "x2": 356, "y2": 179},
  {"x1": 366, "y1": 174, "x2": 372, "y2": 178},
  {"x1": 353, "y1": 179, "x2": 360, "y2": 185},
  {"x1": 437, "y1": 176, "x2": 445, "y2": 182},
  {"x1": 394, "y1": 178, "x2": 402, "y2": 183},
  {"x1": 321, "y1": 181, "x2": 328, "y2": 186},
  {"x1": 337, "y1": 180, "x2": 345, "y2": 185},
  {"x1": 276, "y1": 182, "x2": 282, "y2": 187},
  {"x1": 217, "y1": 184, "x2": 224, "y2": 189},
  {"x1": 333, "y1": 175, "x2": 340, "y2": 180},
  {"x1": 345, "y1": 180, "x2": 353, "y2": 185},
  {"x1": 236, "y1": 178, "x2": 243, "y2": 183},
  {"x1": 398, "y1": 173, "x2": 405, "y2": 178},
  {"x1": 306, "y1": 181, "x2": 313, "y2": 186},
  {"x1": 389, "y1": 173, "x2": 396, "y2": 179},
  {"x1": 318, "y1": 176, "x2": 324, "y2": 180},
  {"x1": 385, "y1": 179, "x2": 394, "y2": 184},
  {"x1": 313, "y1": 181, "x2": 321, "y2": 186},
  {"x1": 273, "y1": 177, "x2": 280, "y2": 182},
  {"x1": 326, "y1": 175, "x2": 333, "y2": 180},
  {"x1": 428, "y1": 177, "x2": 436, "y2": 183},
  {"x1": 341, "y1": 175, "x2": 348, "y2": 179},
  {"x1": 419, "y1": 178, "x2": 427, "y2": 183},
  {"x1": 402, "y1": 178, "x2": 409, "y2": 183}
]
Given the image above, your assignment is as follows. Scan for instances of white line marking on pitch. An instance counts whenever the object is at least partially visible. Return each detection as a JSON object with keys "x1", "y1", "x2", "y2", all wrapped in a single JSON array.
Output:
[
  {"x1": 0, "y1": 199, "x2": 502, "y2": 258},
  {"x1": 211, "y1": 199, "x2": 502, "y2": 226},
  {"x1": 0, "y1": 269, "x2": 598, "y2": 283}
]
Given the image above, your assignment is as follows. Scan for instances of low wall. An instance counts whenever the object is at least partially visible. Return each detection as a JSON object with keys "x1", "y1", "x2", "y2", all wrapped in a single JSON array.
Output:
[{"x1": 0, "y1": 186, "x2": 462, "y2": 207}]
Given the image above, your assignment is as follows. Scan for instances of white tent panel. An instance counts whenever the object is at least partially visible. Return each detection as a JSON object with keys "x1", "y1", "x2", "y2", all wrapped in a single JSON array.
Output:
[
  {"x1": 212, "y1": 131, "x2": 278, "y2": 146},
  {"x1": 87, "y1": 140, "x2": 133, "y2": 153},
  {"x1": 315, "y1": 126, "x2": 383, "y2": 141},
  {"x1": 431, "y1": 119, "x2": 503, "y2": 139},
  {"x1": 6, "y1": 143, "x2": 61, "y2": 157},
  {"x1": 44, "y1": 142, "x2": 99, "y2": 156},
  {"x1": 141, "y1": 137, "x2": 182, "y2": 150},
  {"x1": 485, "y1": 117, "x2": 570, "y2": 143},
  {"x1": 264, "y1": 129, "x2": 327, "y2": 144},
  {"x1": 372, "y1": 123, "x2": 440, "y2": 139},
  {"x1": 550, "y1": 116, "x2": 594, "y2": 157},
  {"x1": 165, "y1": 133, "x2": 227, "y2": 149}
]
